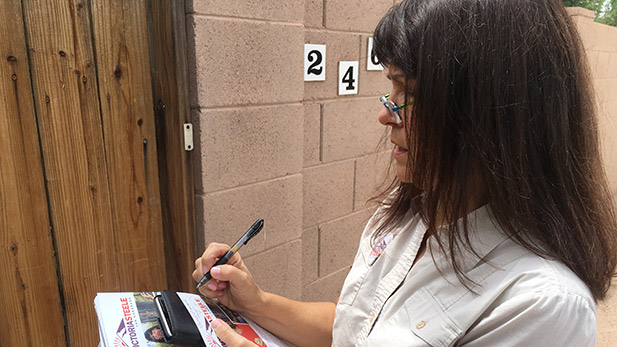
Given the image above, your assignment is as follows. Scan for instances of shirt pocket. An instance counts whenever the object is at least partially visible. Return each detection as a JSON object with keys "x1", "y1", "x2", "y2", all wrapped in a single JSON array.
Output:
[{"x1": 405, "y1": 288, "x2": 463, "y2": 347}]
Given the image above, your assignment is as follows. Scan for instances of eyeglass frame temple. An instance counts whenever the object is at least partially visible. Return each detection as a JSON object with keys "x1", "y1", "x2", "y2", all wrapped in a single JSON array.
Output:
[{"x1": 382, "y1": 94, "x2": 412, "y2": 112}]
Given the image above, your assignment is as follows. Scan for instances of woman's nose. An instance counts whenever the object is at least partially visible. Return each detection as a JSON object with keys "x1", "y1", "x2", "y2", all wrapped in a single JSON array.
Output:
[{"x1": 378, "y1": 106, "x2": 401, "y2": 127}]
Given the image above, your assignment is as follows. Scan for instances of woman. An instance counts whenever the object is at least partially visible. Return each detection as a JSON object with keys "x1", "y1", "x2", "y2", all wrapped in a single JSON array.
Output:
[{"x1": 193, "y1": 0, "x2": 617, "y2": 345}]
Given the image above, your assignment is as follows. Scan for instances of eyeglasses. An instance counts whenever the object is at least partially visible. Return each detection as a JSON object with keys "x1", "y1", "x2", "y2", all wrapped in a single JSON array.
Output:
[{"x1": 380, "y1": 94, "x2": 413, "y2": 124}]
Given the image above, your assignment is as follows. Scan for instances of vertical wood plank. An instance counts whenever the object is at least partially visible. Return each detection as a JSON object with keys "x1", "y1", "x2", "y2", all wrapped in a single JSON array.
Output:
[
  {"x1": 20, "y1": 0, "x2": 120, "y2": 345},
  {"x1": 20, "y1": 0, "x2": 167, "y2": 344},
  {"x1": 90, "y1": 0, "x2": 167, "y2": 288},
  {"x1": 0, "y1": 0, "x2": 66, "y2": 345},
  {"x1": 147, "y1": 0, "x2": 197, "y2": 291}
]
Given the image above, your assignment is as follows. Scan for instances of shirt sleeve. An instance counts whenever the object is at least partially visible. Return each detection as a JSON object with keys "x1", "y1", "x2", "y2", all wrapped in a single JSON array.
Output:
[{"x1": 458, "y1": 290, "x2": 596, "y2": 347}]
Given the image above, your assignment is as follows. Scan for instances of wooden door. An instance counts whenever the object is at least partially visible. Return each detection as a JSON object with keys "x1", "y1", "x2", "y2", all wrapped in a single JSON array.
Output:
[{"x1": 0, "y1": 0, "x2": 194, "y2": 345}]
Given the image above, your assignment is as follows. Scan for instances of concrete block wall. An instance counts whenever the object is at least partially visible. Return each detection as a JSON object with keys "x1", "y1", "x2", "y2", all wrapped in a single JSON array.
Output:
[
  {"x1": 567, "y1": 8, "x2": 617, "y2": 347},
  {"x1": 296, "y1": 0, "x2": 398, "y2": 302},
  {"x1": 186, "y1": 2, "x2": 617, "y2": 339},
  {"x1": 187, "y1": 0, "x2": 306, "y2": 300},
  {"x1": 187, "y1": 0, "x2": 395, "y2": 301}
]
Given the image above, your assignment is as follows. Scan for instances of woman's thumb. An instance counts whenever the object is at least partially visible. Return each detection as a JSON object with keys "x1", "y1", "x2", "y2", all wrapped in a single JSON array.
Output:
[{"x1": 212, "y1": 319, "x2": 254, "y2": 347}]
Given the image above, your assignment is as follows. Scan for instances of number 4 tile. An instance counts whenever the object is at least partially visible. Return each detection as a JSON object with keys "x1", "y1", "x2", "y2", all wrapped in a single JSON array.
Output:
[{"x1": 339, "y1": 61, "x2": 359, "y2": 95}]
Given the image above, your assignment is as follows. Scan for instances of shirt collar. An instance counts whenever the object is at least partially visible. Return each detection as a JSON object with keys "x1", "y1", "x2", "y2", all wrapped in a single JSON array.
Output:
[{"x1": 428, "y1": 205, "x2": 512, "y2": 274}]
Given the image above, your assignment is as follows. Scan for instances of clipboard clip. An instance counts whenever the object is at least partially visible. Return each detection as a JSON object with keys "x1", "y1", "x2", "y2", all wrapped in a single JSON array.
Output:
[{"x1": 154, "y1": 294, "x2": 173, "y2": 342}]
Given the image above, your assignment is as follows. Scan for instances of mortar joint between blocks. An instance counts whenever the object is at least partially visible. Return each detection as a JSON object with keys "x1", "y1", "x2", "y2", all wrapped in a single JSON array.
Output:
[{"x1": 319, "y1": 103, "x2": 324, "y2": 163}]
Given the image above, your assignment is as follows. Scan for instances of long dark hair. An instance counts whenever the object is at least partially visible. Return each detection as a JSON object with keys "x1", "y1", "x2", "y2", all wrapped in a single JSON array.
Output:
[{"x1": 372, "y1": 0, "x2": 617, "y2": 301}]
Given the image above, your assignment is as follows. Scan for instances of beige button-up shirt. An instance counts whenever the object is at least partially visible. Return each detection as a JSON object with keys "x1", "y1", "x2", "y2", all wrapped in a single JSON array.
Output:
[{"x1": 332, "y1": 206, "x2": 596, "y2": 346}]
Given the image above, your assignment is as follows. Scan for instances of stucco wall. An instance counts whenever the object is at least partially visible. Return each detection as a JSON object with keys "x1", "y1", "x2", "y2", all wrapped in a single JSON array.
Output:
[
  {"x1": 567, "y1": 8, "x2": 617, "y2": 346},
  {"x1": 568, "y1": 9, "x2": 617, "y2": 192},
  {"x1": 186, "y1": 1, "x2": 617, "y2": 342}
]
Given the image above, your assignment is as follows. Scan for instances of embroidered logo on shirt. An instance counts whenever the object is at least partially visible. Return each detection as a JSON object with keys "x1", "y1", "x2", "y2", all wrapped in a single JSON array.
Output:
[{"x1": 367, "y1": 233, "x2": 394, "y2": 264}]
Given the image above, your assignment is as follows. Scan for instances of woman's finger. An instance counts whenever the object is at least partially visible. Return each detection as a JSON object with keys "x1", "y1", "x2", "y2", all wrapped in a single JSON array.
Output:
[
  {"x1": 209, "y1": 264, "x2": 250, "y2": 285},
  {"x1": 201, "y1": 243, "x2": 244, "y2": 270},
  {"x1": 201, "y1": 243, "x2": 232, "y2": 269},
  {"x1": 192, "y1": 258, "x2": 204, "y2": 281},
  {"x1": 198, "y1": 284, "x2": 221, "y2": 299},
  {"x1": 212, "y1": 319, "x2": 255, "y2": 347}
]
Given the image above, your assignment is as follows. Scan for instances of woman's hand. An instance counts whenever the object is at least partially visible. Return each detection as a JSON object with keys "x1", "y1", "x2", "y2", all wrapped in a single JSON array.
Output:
[
  {"x1": 211, "y1": 319, "x2": 256, "y2": 347},
  {"x1": 192, "y1": 243, "x2": 264, "y2": 315},
  {"x1": 194, "y1": 243, "x2": 336, "y2": 347}
]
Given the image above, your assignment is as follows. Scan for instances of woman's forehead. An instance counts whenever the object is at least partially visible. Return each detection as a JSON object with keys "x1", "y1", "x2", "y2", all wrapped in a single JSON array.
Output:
[{"x1": 386, "y1": 66, "x2": 417, "y2": 91}]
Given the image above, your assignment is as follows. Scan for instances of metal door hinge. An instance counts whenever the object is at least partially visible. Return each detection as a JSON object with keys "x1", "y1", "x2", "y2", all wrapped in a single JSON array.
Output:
[{"x1": 184, "y1": 123, "x2": 194, "y2": 151}]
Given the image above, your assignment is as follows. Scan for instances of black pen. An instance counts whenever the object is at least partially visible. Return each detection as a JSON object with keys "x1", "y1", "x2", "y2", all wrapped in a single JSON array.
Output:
[{"x1": 196, "y1": 219, "x2": 264, "y2": 289}]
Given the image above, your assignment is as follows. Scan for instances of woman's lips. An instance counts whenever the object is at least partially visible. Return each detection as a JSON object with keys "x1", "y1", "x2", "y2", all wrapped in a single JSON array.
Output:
[{"x1": 393, "y1": 145, "x2": 408, "y2": 159}]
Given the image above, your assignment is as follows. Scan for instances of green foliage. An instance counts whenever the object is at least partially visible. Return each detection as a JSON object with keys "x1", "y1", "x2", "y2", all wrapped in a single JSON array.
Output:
[
  {"x1": 563, "y1": 0, "x2": 600, "y2": 8},
  {"x1": 564, "y1": 0, "x2": 617, "y2": 27}
]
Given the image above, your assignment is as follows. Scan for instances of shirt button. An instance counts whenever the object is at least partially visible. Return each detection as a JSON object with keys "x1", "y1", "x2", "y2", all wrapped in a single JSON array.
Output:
[{"x1": 416, "y1": 320, "x2": 426, "y2": 329}]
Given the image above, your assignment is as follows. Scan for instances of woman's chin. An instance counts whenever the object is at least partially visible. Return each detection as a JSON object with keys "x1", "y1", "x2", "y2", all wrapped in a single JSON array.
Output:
[{"x1": 395, "y1": 164, "x2": 411, "y2": 183}]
